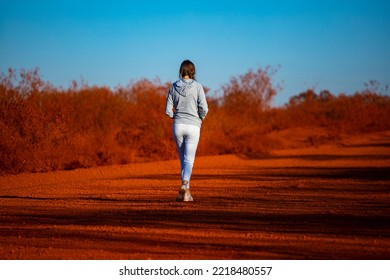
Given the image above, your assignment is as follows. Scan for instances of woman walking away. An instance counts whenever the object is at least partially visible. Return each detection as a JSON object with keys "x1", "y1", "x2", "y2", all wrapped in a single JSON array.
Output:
[{"x1": 165, "y1": 60, "x2": 209, "y2": 202}]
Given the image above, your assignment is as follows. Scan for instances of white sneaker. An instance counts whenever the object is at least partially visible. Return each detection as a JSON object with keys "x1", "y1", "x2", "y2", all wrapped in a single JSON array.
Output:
[
  {"x1": 176, "y1": 184, "x2": 193, "y2": 202},
  {"x1": 183, "y1": 188, "x2": 193, "y2": 202}
]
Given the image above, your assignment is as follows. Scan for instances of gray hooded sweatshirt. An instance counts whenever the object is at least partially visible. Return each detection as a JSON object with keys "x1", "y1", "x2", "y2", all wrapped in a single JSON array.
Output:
[{"x1": 165, "y1": 78, "x2": 208, "y2": 127}]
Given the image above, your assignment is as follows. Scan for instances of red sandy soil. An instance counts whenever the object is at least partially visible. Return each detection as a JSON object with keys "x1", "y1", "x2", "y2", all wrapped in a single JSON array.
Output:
[{"x1": 0, "y1": 131, "x2": 389, "y2": 260}]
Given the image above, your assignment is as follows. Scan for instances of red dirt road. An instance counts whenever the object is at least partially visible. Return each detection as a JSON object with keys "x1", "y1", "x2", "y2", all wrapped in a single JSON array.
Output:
[{"x1": 1, "y1": 132, "x2": 390, "y2": 259}]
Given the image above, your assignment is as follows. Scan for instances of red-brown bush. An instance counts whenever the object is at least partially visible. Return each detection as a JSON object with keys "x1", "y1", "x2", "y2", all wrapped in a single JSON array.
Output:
[
  {"x1": 1, "y1": 68, "x2": 389, "y2": 174},
  {"x1": 0, "y1": 69, "x2": 174, "y2": 174}
]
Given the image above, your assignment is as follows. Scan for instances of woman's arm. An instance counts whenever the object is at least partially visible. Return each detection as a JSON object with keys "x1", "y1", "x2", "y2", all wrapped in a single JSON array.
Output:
[
  {"x1": 165, "y1": 86, "x2": 174, "y2": 119},
  {"x1": 197, "y1": 85, "x2": 208, "y2": 120}
]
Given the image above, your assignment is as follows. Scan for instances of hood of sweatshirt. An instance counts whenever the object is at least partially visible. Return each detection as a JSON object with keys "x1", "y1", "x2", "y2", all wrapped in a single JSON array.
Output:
[{"x1": 173, "y1": 79, "x2": 195, "y2": 97}]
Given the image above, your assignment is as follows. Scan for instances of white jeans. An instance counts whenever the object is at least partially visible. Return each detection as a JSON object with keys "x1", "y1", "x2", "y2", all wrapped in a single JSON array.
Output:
[{"x1": 172, "y1": 124, "x2": 200, "y2": 185}]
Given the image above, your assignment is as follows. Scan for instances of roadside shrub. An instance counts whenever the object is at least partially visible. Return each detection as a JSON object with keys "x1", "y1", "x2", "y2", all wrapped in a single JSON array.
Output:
[{"x1": 1, "y1": 68, "x2": 389, "y2": 174}]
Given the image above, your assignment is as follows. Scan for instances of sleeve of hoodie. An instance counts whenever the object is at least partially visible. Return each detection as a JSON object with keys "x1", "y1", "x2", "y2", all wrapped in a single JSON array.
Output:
[
  {"x1": 165, "y1": 85, "x2": 174, "y2": 118},
  {"x1": 197, "y1": 84, "x2": 209, "y2": 120}
]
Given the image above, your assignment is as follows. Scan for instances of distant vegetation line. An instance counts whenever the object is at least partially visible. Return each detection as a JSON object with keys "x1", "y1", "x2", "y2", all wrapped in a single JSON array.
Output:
[{"x1": 1, "y1": 68, "x2": 389, "y2": 174}]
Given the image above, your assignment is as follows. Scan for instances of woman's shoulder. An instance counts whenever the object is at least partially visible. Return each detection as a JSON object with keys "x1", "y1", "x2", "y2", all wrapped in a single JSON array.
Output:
[
  {"x1": 171, "y1": 79, "x2": 203, "y2": 89},
  {"x1": 172, "y1": 79, "x2": 180, "y2": 86},
  {"x1": 192, "y1": 80, "x2": 204, "y2": 88}
]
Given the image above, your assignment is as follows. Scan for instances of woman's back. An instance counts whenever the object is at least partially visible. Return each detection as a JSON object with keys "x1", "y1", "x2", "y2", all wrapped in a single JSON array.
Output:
[{"x1": 165, "y1": 78, "x2": 208, "y2": 127}]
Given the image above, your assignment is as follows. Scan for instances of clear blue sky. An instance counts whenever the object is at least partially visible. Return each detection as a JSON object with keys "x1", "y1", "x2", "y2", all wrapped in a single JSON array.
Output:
[{"x1": 1, "y1": 0, "x2": 389, "y2": 106}]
